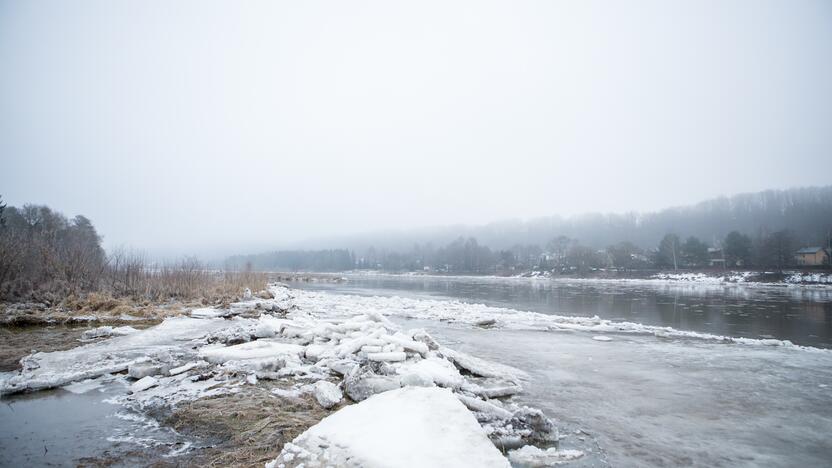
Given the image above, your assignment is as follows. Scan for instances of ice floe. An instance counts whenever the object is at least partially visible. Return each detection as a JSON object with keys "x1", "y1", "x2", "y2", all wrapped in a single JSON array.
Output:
[
  {"x1": 81, "y1": 325, "x2": 138, "y2": 340},
  {"x1": 0, "y1": 316, "x2": 231, "y2": 394},
  {"x1": 266, "y1": 386, "x2": 510, "y2": 468},
  {"x1": 508, "y1": 445, "x2": 585, "y2": 466}
]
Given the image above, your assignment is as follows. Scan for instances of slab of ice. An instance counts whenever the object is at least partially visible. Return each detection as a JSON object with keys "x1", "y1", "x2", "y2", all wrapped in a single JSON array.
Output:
[
  {"x1": 441, "y1": 347, "x2": 527, "y2": 380},
  {"x1": 199, "y1": 340, "x2": 304, "y2": 364},
  {"x1": 398, "y1": 356, "x2": 464, "y2": 388},
  {"x1": 81, "y1": 326, "x2": 138, "y2": 340},
  {"x1": 131, "y1": 376, "x2": 159, "y2": 393},
  {"x1": 366, "y1": 351, "x2": 406, "y2": 362},
  {"x1": 267, "y1": 386, "x2": 510, "y2": 468},
  {"x1": 168, "y1": 361, "x2": 206, "y2": 376},
  {"x1": 0, "y1": 317, "x2": 231, "y2": 395},
  {"x1": 508, "y1": 445, "x2": 584, "y2": 466},
  {"x1": 128, "y1": 362, "x2": 166, "y2": 379},
  {"x1": 190, "y1": 307, "x2": 225, "y2": 318}
]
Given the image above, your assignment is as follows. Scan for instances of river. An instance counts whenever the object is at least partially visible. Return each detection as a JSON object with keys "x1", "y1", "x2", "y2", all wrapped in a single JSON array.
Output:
[
  {"x1": 292, "y1": 274, "x2": 832, "y2": 467},
  {"x1": 293, "y1": 274, "x2": 832, "y2": 347}
]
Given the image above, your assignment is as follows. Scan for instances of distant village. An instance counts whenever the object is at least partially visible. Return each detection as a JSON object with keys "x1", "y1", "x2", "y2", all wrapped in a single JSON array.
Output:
[{"x1": 229, "y1": 230, "x2": 832, "y2": 275}]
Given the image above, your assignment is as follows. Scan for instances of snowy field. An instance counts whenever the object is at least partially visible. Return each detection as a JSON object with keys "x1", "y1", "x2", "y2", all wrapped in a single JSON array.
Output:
[{"x1": 1, "y1": 284, "x2": 831, "y2": 467}]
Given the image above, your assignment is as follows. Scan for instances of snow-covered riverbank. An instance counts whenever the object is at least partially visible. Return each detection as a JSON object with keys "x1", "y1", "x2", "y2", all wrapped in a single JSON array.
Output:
[
  {"x1": 346, "y1": 270, "x2": 832, "y2": 289},
  {"x1": 0, "y1": 284, "x2": 573, "y2": 466}
]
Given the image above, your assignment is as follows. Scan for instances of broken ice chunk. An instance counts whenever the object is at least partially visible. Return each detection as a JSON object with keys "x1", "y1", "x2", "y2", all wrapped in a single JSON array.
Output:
[
  {"x1": 313, "y1": 380, "x2": 343, "y2": 409},
  {"x1": 508, "y1": 445, "x2": 584, "y2": 466},
  {"x1": 366, "y1": 351, "x2": 406, "y2": 362},
  {"x1": 130, "y1": 376, "x2": 159, "y2": 393}
]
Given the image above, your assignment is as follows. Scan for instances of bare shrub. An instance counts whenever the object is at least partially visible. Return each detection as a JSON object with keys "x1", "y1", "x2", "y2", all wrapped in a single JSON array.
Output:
[
  {"x1": 0, "y1": 204, "x2": 106, "y2": 301},
  {"x1": 106, "y1": 250, "x2": 267, "y2": 303},
  {"x1": 0, "y1": 202, "x2": 266, "y2": 304}
]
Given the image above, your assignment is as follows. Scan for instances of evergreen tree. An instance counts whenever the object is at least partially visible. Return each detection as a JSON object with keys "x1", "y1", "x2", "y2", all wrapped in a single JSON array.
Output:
[
  {"x1": 681, "y1": 236, "x2": 709, "y2": 267},
  {"x1": 723, "y1": 231, "x2": 752, "y2": 266}
]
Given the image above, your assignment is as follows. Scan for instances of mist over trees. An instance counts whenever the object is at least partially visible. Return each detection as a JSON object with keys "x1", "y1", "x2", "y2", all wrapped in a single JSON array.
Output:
[
  {"x1": 298, "y1": 186, "x2": 832, "y2": 254},
  {"x1": 226, "y1": 249, "x2": 355, "y2": 273},
  {"x1": 228, "y1": 186, "x2": 832, "y2": 273},
  {"x1": 3, "y1": 185, "x2": 829, "y2": 295}
]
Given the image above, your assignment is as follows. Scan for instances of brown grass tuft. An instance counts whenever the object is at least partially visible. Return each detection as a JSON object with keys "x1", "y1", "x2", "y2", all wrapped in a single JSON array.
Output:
[{"x1": 168, "y1": 383, "x2": 335, "y2": 467}]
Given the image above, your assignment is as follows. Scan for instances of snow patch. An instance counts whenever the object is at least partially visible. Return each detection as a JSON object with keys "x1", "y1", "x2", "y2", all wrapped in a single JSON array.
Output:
[{"x1": 267, "y1": 386, "x2": 510, "y2": 468}]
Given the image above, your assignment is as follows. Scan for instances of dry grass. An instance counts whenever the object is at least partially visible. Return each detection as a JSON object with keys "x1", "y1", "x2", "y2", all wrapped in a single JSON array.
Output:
[
  {"x1": 167, "y1": 383, "x2": 336, "y2": 467},
  {"x1": 107, "y1": 258, "x2": 269, "y2": 304}
]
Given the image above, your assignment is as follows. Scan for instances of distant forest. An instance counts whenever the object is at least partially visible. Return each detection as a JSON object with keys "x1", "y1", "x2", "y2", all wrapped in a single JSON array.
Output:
[{"x1": 226, "y1": 186, "x2": 832, "y2": 273}]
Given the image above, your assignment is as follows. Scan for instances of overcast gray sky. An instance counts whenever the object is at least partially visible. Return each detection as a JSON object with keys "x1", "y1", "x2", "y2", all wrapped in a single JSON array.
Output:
[{"x1": 2, "y1": 0, "x2": 831, "y2": 257}]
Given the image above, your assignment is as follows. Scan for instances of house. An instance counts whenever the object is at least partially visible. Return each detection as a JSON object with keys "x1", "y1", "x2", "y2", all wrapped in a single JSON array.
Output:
[
  {"x1": 708, "y1": 247, "x2": 726, "y2": 267},
  {"x1": 795, "y1": 247, "x2": 831, "y2": 266}
]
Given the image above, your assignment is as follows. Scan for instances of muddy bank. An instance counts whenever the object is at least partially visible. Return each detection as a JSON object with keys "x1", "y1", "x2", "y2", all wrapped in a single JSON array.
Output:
[
  {"x1": 0, "y1": 291, "x2": 250, "y2": 372},
  {"x1": 0, "y1": 326, "x2": 99, "y2": 372},
  {"x1": 0, "y1": 298, "x2": 192, "y2": 328},
  {"x1": 0, "y1": 297, "x2": 181, "y2": 372},
  {"x1": 0, "y1": 322, "x2": 165, "y2": 372}
]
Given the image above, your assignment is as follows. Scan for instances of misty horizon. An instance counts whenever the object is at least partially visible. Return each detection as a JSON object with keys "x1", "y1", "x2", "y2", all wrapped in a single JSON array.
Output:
[
  {"x1": 3, "y1": 1, "x2": 831, "y2": 259},
  {"x1": 4, "y1": 184, "x2": 830, "y2": 261}
]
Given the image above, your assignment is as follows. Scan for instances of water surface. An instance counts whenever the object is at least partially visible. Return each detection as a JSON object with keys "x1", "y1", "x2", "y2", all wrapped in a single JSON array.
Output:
[{"x1": 294, "y1": 275, "x2": 832, "y2": 347}]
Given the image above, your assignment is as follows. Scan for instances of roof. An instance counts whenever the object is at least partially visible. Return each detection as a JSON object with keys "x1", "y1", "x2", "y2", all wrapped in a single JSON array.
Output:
[{"x1": 796, "y1": 247, "x2": 824, "y2": 254}]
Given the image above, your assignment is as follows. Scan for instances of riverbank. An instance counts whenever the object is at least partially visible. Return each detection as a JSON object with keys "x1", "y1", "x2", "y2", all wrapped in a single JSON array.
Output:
[
  {"x1": 343, "y1": 268, "x2": 832, "y2": 288},
  {"x1": 0, "y1": 284, "x2": 570, "y2": 466},
  {"x1": 0, "y1": 286, "x2": 278, "y2": 373}
]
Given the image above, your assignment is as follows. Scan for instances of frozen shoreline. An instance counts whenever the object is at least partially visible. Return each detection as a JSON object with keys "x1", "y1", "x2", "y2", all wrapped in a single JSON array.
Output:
[
  {"x1": 291, "y1": 288, "x2": 832, "y2": 353},
  {"x1": 0, "y1": 284, "x2": 574, "y2": 466},
  {"x1": 342, "y1": 270, "x2": 832, "y2": 289}
]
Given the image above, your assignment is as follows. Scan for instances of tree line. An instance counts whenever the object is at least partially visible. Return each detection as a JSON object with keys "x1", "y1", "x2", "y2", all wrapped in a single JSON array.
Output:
[
  {"x1": 229, "y1": 228, "x2": 829, "y2": 274},
  {"x1": 305, "y1": 186, "x2": 832, "y2": 256},
  {"x1": 0, "y1": 198, "x2": 265, "y2": 302}
]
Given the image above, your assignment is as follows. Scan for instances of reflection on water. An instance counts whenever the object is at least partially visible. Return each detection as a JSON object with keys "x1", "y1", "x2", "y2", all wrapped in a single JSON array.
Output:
[{"x1": 293, "y1": 276, "x2": 832, "y2": 348}]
